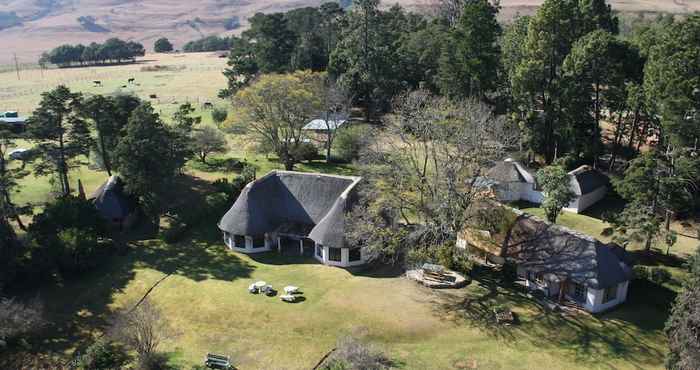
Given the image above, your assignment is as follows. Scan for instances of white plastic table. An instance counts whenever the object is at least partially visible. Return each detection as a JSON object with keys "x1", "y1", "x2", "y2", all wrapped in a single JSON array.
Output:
[
  {"x1": 284, "y1": 286, "x2": 299, "y2": 294},
  {"x1": 254, "y1": 281, "x2": 267, "y2": 290}
]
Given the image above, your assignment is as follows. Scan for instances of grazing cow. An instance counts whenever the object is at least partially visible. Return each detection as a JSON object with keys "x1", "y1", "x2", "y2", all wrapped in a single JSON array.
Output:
[
  {"x1": 93, "y1": 80, "x2": 102, "y2": 87},
  {"x1": 202, "y1": 102, "x2": 213, "y2": 110},
  {"x1": 128, "y1": 78, "x2": 135, "y2": 84}
]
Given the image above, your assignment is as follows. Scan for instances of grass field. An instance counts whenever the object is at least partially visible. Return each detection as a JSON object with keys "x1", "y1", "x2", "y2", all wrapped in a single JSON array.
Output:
[
  {"x1": 28, "y1": 219, "x2": 675, "y2": 370},
  {"x1": 0, "y1": 53, "x2": 228, "y2": 120}
]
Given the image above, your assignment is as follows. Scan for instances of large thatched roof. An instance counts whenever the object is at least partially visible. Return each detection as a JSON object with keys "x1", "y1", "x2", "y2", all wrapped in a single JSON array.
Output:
[
  {"x1": 568, "y1": 165, "x2": 609, "y2": 195},
  {"x1": 218, "y1": 171, "x2": 361, "y2": 249},
  {"x1": 90, "y1": 176, "x2": 136, "y2": 220},
  {"x1": 462, "y1": 204, "x2": 632, "y2": 289},
  {"x1": 486, "y1": 158, "x2": 536, "y2": 184}
]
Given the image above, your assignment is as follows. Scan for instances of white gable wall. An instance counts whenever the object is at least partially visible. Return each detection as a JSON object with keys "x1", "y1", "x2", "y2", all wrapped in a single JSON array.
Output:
[
  {"x1": 564, "y1": 186, "x2": 607, "y2": 214},
  {"x1": 585, "y1": 281, "x2": 629, "y2": 313}
]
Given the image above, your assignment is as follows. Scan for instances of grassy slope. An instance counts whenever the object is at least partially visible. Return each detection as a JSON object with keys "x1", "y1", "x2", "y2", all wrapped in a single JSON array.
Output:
[{"x1": 32, "y1": 224, "x2": 672, "y2": 370}]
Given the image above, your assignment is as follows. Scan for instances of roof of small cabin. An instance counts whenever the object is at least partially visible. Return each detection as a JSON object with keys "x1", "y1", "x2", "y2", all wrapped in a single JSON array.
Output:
[
  {"x1": 485, "y1": 158, "x2": 536, "y2": 184},
  {"x1": 461, "y1": 204, "x2": 632, "y2": 289},
  {"x1": 90, "y1": 176, "x2": 136, "y2": 220},
  {"x1": 303, "y1": 114, "x2": 349, "y2": 131},
  {"x1": 218, "y1": 171, "x2": 361, "y2": 249},
  {"x1": 568, "y1": 165, "x2": 609, "y2": 195}
]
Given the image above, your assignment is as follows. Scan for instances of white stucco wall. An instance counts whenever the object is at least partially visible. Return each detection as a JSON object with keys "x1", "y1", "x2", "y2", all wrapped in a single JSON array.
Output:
[
  {"x1": 520, "y1": 183, "x2": 544, "y2": 204},
  {"x1": 564, "y1": 186, "x2": 607, "y2": 214},
  {"x1": 223, "y1": 232, "x2": 271, "y2": 253},
  {"x1": 314, "y1": 244, "x2": 366, "y2": 267},
  {"x1": 585, "y1": 281, "x2": 629, "y2": 313}
]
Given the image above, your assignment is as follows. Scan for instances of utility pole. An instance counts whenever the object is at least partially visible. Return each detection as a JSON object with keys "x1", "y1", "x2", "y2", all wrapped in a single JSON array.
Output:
[{"x1": 13, "y1": 53, "x2": 20, "y2": 80}]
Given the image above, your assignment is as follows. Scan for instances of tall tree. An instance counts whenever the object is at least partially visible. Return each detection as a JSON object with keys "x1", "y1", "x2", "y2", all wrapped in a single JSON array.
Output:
[
  {"x1": 536, "y1": 165, "x2": 575, "y2": 223},
  {"x1": 512, "y1": 0, "x2": 581, "y2": 163},
  {"x1": 234, "y1": 71, "x2": 324, "y2": 170},
  {"x1": 665, "y1": 247, "x2": 700, "y2": 370},
  {"x1": 245, "y1": 12, "x2": 297, "y2": 73},
  {"x1": 512, "y1": 0, "x2": 619, "y2": 163},
  {"x1": 346, "y1": 90, "x2": 515, "y2": 261},
  {"x1": 219, "y1": 37, "x2": 259, "y2": 98},
  {"x1": 330, "y1": 0, "x2": 409, "y2": 120},
  {"x1": 0, "y1": 126, "x2": 28, "y2": 230},
  {"x1": 28, "y1": 86, "x2": 92, "y2": 196},
  {"x1": 562, "y1": 30, "x2": 643, "y2": 161},
  {"x1": 82, "y1": 95, "x2": 118, "y2": 176},
  {"x1": 437, "y1": 0, "x2": 501, "y2": 99},
  {"x1": 644, "y1": 15, "x2": 700, "y2": 150},
  {"x1": 113, "y1": 103, "x2": 185, "y2": 223}
]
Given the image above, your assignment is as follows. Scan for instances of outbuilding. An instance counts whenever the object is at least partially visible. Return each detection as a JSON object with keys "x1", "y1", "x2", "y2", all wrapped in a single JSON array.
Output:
[
  {"x1": 90, "y1": 176, "x2": 138, "y2": 230},
  {"x1": 458, "y1": 205, "x2": 633, "y2": 313},
  {"x1": 480, "y1": 159, "x2": 609, "y2": 213},
  {"x1": 218, "y1": 171, "x2": 365, "y2": 267}
]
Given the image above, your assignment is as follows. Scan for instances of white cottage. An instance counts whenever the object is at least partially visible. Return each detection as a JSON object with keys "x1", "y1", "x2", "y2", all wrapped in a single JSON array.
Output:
[
  {"x1": 482, "y1": 160, "x2": 609, "y2": 213},
  {"x1": 458, "y1": 206, "x2": 633, "y2": 313},
  {"x1": 218, "y1": 171, "x2": 366, "y2": 267}
]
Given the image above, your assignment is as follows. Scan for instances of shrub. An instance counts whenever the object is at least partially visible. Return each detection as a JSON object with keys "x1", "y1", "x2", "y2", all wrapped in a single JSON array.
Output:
[
  {"x1": 27, "y1": 196, "x2": 108, "y2": 277},
  {"x1": 56, "y1": 228, "x2": 109, "y2": 275},
  {"x1": 153, "y1": 38, "x2": 173, "y2": 53},
  {"x1": 291, "y1": 142, "x2": 320, "y2": 163},
  {"x1": 650, "y1": 267, "x2": 672, "y2": 285},
  {"x1": 211, "y1": 107, "x2": 228, "y2": 124},
  {"x1": 74, "y1": 339, "x2": 130, "y2": 370},
  {"x1": 335, "y1": 126, "x2": 368, "y2": 162},
  {"x1": 323, "y1": 335, "x2": 392, "y2": 370}
]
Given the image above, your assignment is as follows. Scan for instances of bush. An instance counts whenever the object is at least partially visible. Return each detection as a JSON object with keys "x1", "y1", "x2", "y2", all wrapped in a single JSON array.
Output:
[
  {"x1": 153, "y1": 38, "x2": 173, "y2": 53},
  {"x1": 323, "y1": 335, "x2": 392, "y2": 370},
  {"x1": 74, "y1": 339, "x2": 130, "y2": 370},
  {"x1": 291, "y1": 142, "x2": 320, "y2": 163},
  {"x1": 56, "y1": 228, "x2": 110, "y2": 275},
  {"x1": 335, "y1": 126, "x2": 368, "y2": 162},
  {"x1": 211, "y1": 107, "x2": 228, "y2": 124},
  {"x1": 27, "y1": 196, "x2": 108, "y2": 277},
  {"x1": 650, "y1": 267, "x2": 672, "y2": 285}
]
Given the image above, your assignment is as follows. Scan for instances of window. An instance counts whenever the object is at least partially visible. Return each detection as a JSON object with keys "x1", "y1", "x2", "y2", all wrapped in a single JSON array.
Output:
[
  {"x1": 253, "y1": 235, "x2": 265, "y2": 248},
  {"x1": 316, "y1": 245, "x2": 323, "y2": 258},
  {"x1": 571, "y1": 283, "x2": 586, "y2": 302},
  {"x1": 329, "y1": 247, "x2": 341, "y2": 262},
  {"x1": 603, "y1": 284, "x2": 618, "y2": 303},
  {"x1": 349, "y1": 248, "x2": 361, "y2": 262},
  {"x1": 233, "y1": 235, "x2": 246, "y2": 249}
]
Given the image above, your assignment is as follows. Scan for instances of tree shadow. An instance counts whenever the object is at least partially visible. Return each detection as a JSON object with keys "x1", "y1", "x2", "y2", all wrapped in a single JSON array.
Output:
[
  {"x1": 427, "y1": 266, "x2": 671, "y2": 369},
  {"x1": 349, "y1": 262, "x2": 405, "y2": 278},
  {"x1": 628, "y1": 249, "x2": 687, "y2": 268},
  {"x1": 246, "y1": 252, "x2": 322, "y2": 266}
]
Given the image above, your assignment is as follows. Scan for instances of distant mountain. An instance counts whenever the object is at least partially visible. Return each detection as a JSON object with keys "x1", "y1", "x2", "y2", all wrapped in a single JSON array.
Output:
[{"x1": 0, "y1": 0, "x2": 697, "y2": 65}]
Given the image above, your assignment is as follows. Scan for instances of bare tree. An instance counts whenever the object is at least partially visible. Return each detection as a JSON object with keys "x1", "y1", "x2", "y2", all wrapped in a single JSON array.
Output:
[
  {"x1": 109, "y1": 297, "x2": 176, "y2": 367},
  {"x1": 347, "y1": 90, "x2": 516, "y2": 262},
  {"x1": 0, "y1": 297, "x2": 46, "y2": 344},
  {"x1": 316, "y1": 79, "x2": 352, "y2": 163}
]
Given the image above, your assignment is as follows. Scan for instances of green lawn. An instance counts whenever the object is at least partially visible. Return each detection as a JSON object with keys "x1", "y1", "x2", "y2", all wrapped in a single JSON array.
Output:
[{"x1": 25, "y1": 220, "x2": 673, "y2": 370}]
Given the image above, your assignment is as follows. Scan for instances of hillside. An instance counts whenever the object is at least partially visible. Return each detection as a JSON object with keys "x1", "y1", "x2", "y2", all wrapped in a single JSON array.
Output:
[{"x1": 0, "y1": 0, "x2": 699, "y2": 64}]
